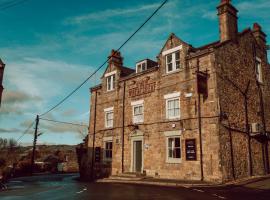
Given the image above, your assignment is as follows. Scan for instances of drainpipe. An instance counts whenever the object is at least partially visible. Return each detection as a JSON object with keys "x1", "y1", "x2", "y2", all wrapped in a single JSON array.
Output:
[
  {"x1": 121, "y1": 81, "x2": 126, "y2": 173},
  {"x1": 196, "y1": 60, "x2": 204, "y2": 181},
  {"x1": 91, "y1": 90, "x2": 98, "y2": 180}
]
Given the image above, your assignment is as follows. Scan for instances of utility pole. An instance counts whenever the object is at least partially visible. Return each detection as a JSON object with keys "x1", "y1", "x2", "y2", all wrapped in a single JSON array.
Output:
[{"x1": 31, "y1": 115, "x2": 39, "y2": 175}]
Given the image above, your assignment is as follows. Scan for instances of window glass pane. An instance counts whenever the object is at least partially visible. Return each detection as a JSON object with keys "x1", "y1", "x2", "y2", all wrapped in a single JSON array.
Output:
[
  {"x1": 169, "y1": 149, "x2": 173, "y2": 158},
  {"x1": 175, "y1": 51, "x2": 180, "y2": 60},
  {"x1": 168, "y1": 63, "x2": 173, "y2": 72},
  {"x1": 142, "y1": 63, "x2": 146, "y2": 71},
  {"x1": 175, "y1": 148, "x2": 181, "y2": 158},
  {"x1": 176, "y1": 61, "x2": 180, "y2": 69},
  {"x1": 167, "y1": 54, "x2": 172, "y2": 63},
  {"x1": 168, "y1": 138, "x2": 173, "y2": 148},
  {"x1": 175, "y1": 138, "x2": 180, "y2": 147},
  {"x1": 112, "y1": 75, "x2": 115, "y2": 89}
]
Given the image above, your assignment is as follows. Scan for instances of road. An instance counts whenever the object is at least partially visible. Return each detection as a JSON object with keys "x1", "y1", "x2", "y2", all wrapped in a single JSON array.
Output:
[{"x1": 0, "y1": 174, "x2": 270, "y2": 200}]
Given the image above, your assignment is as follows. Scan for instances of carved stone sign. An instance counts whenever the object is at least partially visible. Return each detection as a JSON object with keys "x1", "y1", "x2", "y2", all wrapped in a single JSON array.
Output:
[{"x1": 129, "y1": 79, "x2": 156, "y2": 98}]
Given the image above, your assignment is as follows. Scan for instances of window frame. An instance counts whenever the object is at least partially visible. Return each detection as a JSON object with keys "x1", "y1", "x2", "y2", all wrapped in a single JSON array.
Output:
[
  {"x1": 255, "y1": 57, "x2": 263, "y2": 84},
  {"x1": 164, "y1": 131, "x2": 182, "y2": 164},
  {"x1": 165, "y1": 50, "x2": 181, "y2": 73},
  {"x1": 106, "y1": 74, "x2": 115, "y2": 91},
  {"x1": 136, "y1": 61, "x2": 147, "y2": 73},
  {"x1": 104, "y1": 107, "x2": 114, "y2": 128},
  {"x1": 133, "y1": 104, "x2": 144, "y2": 124},
  {"x1": 103, "y1": 140, "x2": 113, "y2": 162}
]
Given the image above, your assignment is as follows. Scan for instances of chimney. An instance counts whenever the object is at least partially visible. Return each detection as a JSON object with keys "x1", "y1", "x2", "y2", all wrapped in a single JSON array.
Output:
[
  {"x1": 217, "y1": 0, "x2": 238, "y2": 42},
  {"x1": 252, "y1": 23, "x2": 267, "y2": 49},
  {"x1": 108, "y1": 49, "x2": 123, "y2": 67}
]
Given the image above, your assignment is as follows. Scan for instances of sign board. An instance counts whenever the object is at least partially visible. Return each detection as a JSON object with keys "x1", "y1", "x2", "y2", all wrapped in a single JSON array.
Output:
[
  {"x1": 185, "y1": 139, "x2": 197, "y2": 161},
  {"x1": 95, "y1": 147, "x2": 101, "y2": 162},
  {"x1": 197, "y1": 72, "x2": 208, "y2": 97}
]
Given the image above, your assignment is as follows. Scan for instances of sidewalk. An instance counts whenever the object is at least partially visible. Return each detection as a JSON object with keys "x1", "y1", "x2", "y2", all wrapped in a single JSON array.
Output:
[{"x1": 96, "y1": 174, "x2": 270, "y2": 189}]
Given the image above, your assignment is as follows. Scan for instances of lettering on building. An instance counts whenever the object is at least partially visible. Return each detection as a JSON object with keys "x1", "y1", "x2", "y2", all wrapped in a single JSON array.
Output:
[{"x1": 129, "y1": 79, "x2": 156, "y2": 98}]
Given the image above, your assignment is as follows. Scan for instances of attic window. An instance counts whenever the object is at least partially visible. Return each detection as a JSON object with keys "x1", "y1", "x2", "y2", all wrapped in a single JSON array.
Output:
[
  {"x1": 105, "y1": 70, "x2": 117, "y2": 91},
  {"x1": 162, "y1": 45, "x2": 182, "y2": 74},
  {"x1": 136, "y1": 61, "x2": 147, "y2": 73}
]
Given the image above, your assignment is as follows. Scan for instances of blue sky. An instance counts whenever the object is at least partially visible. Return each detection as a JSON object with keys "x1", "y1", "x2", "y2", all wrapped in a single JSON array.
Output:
[{"x1": 0, "y1": 0, "x2": 269, "y2": 146}]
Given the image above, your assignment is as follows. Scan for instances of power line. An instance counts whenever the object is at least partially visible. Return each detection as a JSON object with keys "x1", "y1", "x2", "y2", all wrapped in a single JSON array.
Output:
[
  {"x1": 39, "y1": 118, "x2": 88, "y2": 127},
  {"x1": 0, "y1": 0, "x2": 30, "y2": 10},
  {"x1": 16, "y1": 120, "x2": 35, "y2": 143},
  {"x1": 39, "y1": 0, "x2": 169, "y2": 117}
]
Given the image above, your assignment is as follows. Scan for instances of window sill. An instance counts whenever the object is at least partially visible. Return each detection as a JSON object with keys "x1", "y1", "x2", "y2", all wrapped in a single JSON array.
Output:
[
  {"x1": 104, "y1": 126, "x2": 114, "y2": 130},
  {"x1": 163, "y1": 69, "x2": 183, "y2": 76},
  {"x1": 165, "y1": 117, "x2": 180, "y2": 121},
  {"x1": 166, "y1": 158, "x2": 182, "y2": 164}
]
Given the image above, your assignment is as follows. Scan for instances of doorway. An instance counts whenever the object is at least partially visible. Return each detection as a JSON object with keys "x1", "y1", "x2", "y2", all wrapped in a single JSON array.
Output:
[{"x1": 133, "y1": 140, "x2": 142, "y2": 173}]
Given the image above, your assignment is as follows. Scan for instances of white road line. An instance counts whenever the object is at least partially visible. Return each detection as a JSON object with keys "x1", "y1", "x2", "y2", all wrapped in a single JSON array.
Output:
[
  {"x1": 212, "y1": 193, "x2": 226, "y2": 199},
  {"x1": 192, "y1": 189, "x2": 205, "y2": 193}
]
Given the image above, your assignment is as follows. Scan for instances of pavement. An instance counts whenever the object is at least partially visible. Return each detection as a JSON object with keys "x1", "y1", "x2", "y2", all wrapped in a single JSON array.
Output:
[{"x1": 0, "y1": 173, "x2": 269, "y2": 200}]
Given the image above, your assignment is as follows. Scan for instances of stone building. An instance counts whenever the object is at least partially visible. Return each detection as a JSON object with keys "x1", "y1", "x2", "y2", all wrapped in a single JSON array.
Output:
[
  {"x1": 0, "y1": 58, "x2": 5, "y2": 107},
  {"x1": 78, "y1": 0, "x2": 270, "y2": 183}
]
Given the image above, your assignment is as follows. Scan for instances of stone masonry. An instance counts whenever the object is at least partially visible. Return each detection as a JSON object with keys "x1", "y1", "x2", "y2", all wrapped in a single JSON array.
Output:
[{"x1": 77, "y1": 0, "x2": 270, "y2": 183}]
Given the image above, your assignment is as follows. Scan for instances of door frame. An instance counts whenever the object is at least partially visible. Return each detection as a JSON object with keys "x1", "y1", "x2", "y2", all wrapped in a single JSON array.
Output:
[{"x1": 130, "y1": 135, "x2": 144, "y2": 173}]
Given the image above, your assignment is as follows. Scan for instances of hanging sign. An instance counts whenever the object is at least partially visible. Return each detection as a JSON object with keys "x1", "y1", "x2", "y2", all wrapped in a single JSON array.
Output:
[{"x1": 197, "y1": 71, "x2": 208, "y2": 97}]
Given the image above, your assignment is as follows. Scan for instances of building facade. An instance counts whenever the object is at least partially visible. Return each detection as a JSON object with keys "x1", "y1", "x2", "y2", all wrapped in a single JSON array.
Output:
[
  {"x1": 0, "y1": 59, "x2": 5, "y2": 107},
  {"x1": 78, "y1": 0, "x2": 270, "y2": 183}
]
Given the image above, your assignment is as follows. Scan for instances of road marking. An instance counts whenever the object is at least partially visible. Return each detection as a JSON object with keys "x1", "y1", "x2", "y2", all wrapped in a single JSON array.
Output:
[
  {"x1": 192, "y1": 189, "x2": 205, "y2": 193},
  {"x1": 212, "y1": 193, "x2": 226, "y2": 199}
]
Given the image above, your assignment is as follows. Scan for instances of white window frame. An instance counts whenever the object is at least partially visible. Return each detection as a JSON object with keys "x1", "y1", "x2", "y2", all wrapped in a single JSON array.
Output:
[
  {"x1": 164, "y1": 92, "x2": 180, "y2": 120},
  {"x1": 103, "y1": 138, "x2": 113, "y2": 162},
  {"x1": 104, "y1": 107, "x2": 114, "y2": 128},
  {"x1": 136, "y1": 61, "x2": 147, "y2": 73},
  {"x1": 131, "y1": 100, "x2": 144, "y2": 124},
  {"x1": 255, "y1": 57, "x2": 263, "y2": 83},
  {"x1": 105, "y1": 71, "x2": 117, "y2": 91},
  {"x1": 164, "y1": 131, "x2": 182, "y2": 163},
  {"x1": 162, "y1": 45, "x2": 182, "y2": 74}
]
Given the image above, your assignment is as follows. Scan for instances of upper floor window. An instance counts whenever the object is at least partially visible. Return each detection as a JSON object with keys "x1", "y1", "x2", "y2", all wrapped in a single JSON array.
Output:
[
  {"x1": 166, "y1": 51, "x2": 180, "y2": 73},
  {"x1": 105, "y1": 70, "x2": 117, "y2": 91},
  {"x1": 104, "y1": 107, "x2": 114, "y2": 128},
  {"x1": 162, "y1": 45, "x2": 182, "y2": 74},
  {"x1": 164, "y1": 92, "x2": 180, "y2": 119},
  {"x1": 106, "y1": 75, "x2": 115, "y2": 91},
  {"x1": 136, "y1": 61, "x2": 147, "y2": 73},
  {"x1": 131, "y1": 100, "x2": 144, "y2": 124},
  {"x1": 255, "y1": 57, "x2": 263, "y2": 83}
]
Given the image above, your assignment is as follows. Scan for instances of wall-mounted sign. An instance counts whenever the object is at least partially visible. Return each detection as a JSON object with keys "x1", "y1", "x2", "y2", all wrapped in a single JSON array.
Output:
[
  {"x1": 197, "y1": 71, "x2": 208, "y2": 97},
  {"x1": 95, "y1": 147, "x2": 101, "y2": 162},
  {"x1": 129, "y1": 79, "x2": 156, "y2": 98},
  {"x1": 185, "y1": 139, "x2": 197, "y2": 161}
]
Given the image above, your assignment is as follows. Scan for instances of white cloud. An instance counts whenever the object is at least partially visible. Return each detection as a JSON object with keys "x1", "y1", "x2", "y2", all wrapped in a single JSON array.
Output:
[{"x1": 64, "y1": 3, "x2": 162, "y2": 25}]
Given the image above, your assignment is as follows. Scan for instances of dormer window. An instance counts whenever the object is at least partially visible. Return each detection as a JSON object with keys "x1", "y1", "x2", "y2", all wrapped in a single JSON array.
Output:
[
  {"x1": 105, "y1": 71, "x2": 116, "y2": 91},
  {"x1": 166, "y1": 51, "x2": 180, "y2": 73},
  {"x1": 136, "y1": 61, "x2": 147, "y2": 73},
  {"x1": 162, "y1": 45, "x2": 182, "y2": 74}
]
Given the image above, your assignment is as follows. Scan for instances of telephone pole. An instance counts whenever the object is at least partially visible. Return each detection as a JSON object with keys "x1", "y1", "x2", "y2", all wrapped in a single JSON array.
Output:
[{"x1": 31, "y1": 115, "x2": 39, "y2": 175}]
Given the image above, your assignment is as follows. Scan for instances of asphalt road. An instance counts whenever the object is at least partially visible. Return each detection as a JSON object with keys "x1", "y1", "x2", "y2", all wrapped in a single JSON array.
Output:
[{"x1": 0, "y1": 174, "x2": 270, "y2": 200}]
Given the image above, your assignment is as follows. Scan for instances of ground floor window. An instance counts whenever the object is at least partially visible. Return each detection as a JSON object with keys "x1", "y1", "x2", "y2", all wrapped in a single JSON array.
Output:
[
  {"x1": 166, "y1": 136, "x2": 181, "y2": 163},
  {"x1": 104, "y1": 141, "x2": 113, "y2": 161}
]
